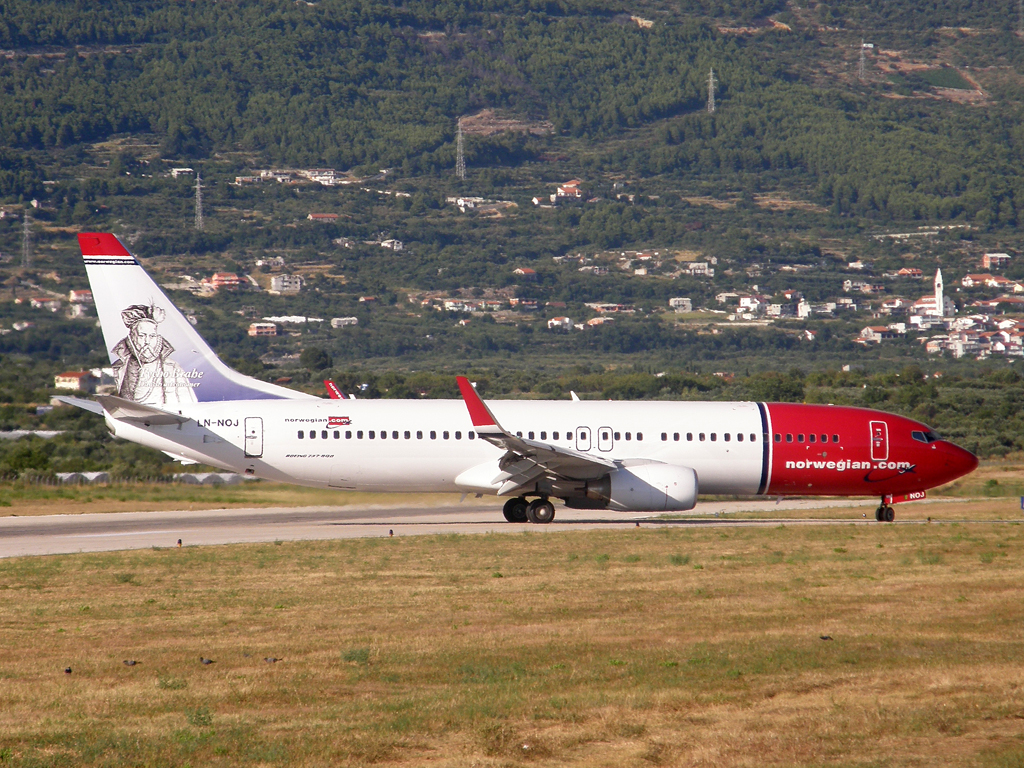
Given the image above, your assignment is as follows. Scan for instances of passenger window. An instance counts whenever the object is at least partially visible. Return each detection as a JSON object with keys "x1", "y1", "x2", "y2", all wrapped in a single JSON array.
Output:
[
  {"x1": 724, "y1": 433, "x2": 730, "y2": 442},
  {"x1": 832, "y1": 434, "x2": 839, "y2": 443},
  {"x1": 469, "y1": 431, "x2": 475, "y2": 439},
  {"x1": 797, "y1": 434, "x2": 804, "y2": 443},
  {"x1": 687, "y1": 433, "x2": 693, "y2": 441},
  {"x1": 625, "y1": 432, "x2": 632, "y2": 441},
  {"x1": 417, "y1": 431, "x2": 423, "y2": 439},
  {"x1": 737, "y1": 433, "x2": 743, "y2": 442},
  {"x1": 786, "y1": 434, "x2": 793, "y2": 443},
  {"x1": 540, "y1": 431, "x2": 547, "y2": 440},
  {"x1": 404, "y1": 431, "x2": 410, "y2": 439},
  {"x1": 710, "y1": 433, "x2": 716, "y2": 442},
  {"x1": 775, "y1": 434, "x2": 781, "y2": 442},
  {"x1": 322, "y1": 430, "x2": 328, "y2": 439},
  {"x1": 430, "y1": 431, "x2": 436, "y2": 439},
  {"x1": 516, "y1": 431, "x2": 522, "y2": 438},
  {"x1": 346, "y1": 431, "x2": 352, "y2": 439},
  {"x1": 809, "y1": 434, "x2": 816, "y2": 443},
  {"x1": 528, "y1": 431, "x2": 534, "y2": 440},
  {"x1": 298, "y1": 430, "x2": 304, "y2": 439},
  {"x1": 661, "y1": 432, "x2": 667, "y2": 441},
  {"x1": 821, "y1": 434, "x2": 828, "y2": 443},
  {"x1": 637, "y1": 433, "x2": 643, "y2": 441},
  {"x1": 357, "y1": 430, "x2": 363, "y2": 439},
  {"x1": 369, "y1": 431, "x2": 375, "y2": 439},
  {"x1": 699, "y1": 433, "x2": 705, "y2": 441},
  {"x1": 443, "y1": 431, "x2": 450, "y2": 440},
  {"x1": 455, "y1": 431, "x2": 462, "y2": 439},
  {"x1": 673, "y1": 433, "x2": 680, "y2": 441},
  {"x1": 614, "y1": 432, "x2": 621, "y2": 440},
  {"x1": 310, "y1": 431, "x2": 316, "y2": 440},
  {"x1": 602, "y1": 431, "x2": 610, "y2": 440},
  {"x1": 553, "y1": 431, "x2": 560, "y2": 440},
  {"x1": 380, "y1": 431, "x2": 386, "y2": 440},
  {"x1": 392, "y1": 431, "x2": 399, "y2": 439},
  {"x1": 334, "y1": 430, "x2": 340, "y2": 439}
]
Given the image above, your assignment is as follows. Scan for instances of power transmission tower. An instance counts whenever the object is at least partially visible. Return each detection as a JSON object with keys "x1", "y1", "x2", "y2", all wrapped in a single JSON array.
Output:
[
  {"x1": 21, "y1": 211, "x2": 31, "y2": 269},
  {"x1": 455, "y1": 118, "x2": 466, "y2": 181},
  {"x1": 858, "y1": 39, "x2": 867, "y2": 81},
  {"x1": 194, "y1": 171, "x2": 204, "y2": 231},
  {"x1": 706, "y1": 68, "x2": 717, "y2": 114}
]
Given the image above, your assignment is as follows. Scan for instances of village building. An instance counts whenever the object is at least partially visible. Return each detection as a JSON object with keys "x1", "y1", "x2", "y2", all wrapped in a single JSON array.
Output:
[
  {"x1": 270, "y1": 274, "x2": 302, "y2": 293},
  {"x1": 54, "y1": 371, "x2": 96, "y2": 391},
  {"x1": 547, "y1": 316, "x2": 572, "y2": 331},
  {"x1": 982, "y1": 252, "x2": 1011, "y2": 270},
  {"x1": 331, "y1": 317, "x2": 359, "y2": 328},
  {"x1": 247, "y1": 322, "x2": 277, "y2": 337}
]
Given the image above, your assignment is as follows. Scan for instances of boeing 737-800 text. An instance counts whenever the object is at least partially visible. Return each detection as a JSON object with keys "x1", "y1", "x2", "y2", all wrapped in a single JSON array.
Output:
[{"x1": 60, "y1": 233, "x2": 978, "y2": 524}]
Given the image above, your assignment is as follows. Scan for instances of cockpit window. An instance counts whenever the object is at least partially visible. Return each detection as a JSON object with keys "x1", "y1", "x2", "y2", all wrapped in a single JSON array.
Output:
[{"x1": 911, "y1": 430, "x2": 941, "y2": 444}]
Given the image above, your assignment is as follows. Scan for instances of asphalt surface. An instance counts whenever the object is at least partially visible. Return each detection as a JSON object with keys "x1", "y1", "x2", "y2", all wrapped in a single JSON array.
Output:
[{"x1": 0, "y1": 497, "x2": 900, "y2": 558}]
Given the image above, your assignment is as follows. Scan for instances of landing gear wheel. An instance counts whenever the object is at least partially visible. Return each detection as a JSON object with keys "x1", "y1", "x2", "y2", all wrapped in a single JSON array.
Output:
[
  {"x1": 883, "y1": 506, "x2": 895, "y2": 523},
  {"x1": 526, "y1": 498, "x2": 556, "y2": 524},
  {"x1": 875, "y1": 506, "x2": 884, "y2": 522},
  {"x1": 502, "y1": 497, "x2": 529, "y2": 523}
]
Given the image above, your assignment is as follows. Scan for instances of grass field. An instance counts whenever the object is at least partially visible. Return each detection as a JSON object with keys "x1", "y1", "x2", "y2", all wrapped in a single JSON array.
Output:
[{"x1": 2, "y1": 520, "x2": 1024, "y2": 766}]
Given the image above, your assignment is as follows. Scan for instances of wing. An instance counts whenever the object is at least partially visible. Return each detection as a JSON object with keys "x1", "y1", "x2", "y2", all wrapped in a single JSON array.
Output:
[{"x1": 456, "y1": 376, "x2": 614, "y2": 495}]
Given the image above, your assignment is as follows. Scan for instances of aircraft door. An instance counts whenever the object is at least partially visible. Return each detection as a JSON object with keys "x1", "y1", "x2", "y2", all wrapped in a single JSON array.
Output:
[
  {"x1": 576, "y1": 426, "x2": 592, "y2": 452},
  {"x1": 869, "y1": 420, "x2": 888, "y2": 462},
  {"x1": 597, "y1": 426, "x2": 614, "y2": 452},
  {"x1": 244, "y1": 417, "x2": 264, "y2": 458}
]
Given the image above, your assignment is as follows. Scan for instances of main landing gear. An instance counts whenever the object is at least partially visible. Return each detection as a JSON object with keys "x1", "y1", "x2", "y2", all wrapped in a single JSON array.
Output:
[
  {"x1": 875, "y1": 501, "x2": 895, "y2": 522},
  {"x1": 502, "y1": 496, "x2": 556, "y2": 524}
]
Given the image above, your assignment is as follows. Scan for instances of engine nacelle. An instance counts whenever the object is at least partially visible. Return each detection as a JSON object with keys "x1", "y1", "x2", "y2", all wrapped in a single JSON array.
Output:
[{"x1": 571, "y1": 464, "x2": 698, "y2": 512}]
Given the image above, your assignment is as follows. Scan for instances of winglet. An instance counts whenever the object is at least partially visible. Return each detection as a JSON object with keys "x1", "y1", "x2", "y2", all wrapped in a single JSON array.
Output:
[
  {"x1": 456, "y1": 376, "x2": 502, "y2": 434},
  {"x1": 324, "y1": 380, "x2": 345, "y2": 399}
]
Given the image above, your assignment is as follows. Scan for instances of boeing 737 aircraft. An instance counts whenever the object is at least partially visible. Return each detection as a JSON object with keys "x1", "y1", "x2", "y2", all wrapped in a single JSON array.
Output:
[{"x1": 60, "y1": 233, "x2": 978, "y2": 524}]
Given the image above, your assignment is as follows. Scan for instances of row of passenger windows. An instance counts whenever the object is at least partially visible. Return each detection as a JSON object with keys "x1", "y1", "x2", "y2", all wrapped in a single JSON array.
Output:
[
  {"x1": 297, "y1": 428, "x2": 764, "y2": 443},
  {"x1": 298, "y1": 429, "x2": 476, "y2": 440},
  {"x1": 775, "y1": 433, "x2": 840, "y2": 443}
]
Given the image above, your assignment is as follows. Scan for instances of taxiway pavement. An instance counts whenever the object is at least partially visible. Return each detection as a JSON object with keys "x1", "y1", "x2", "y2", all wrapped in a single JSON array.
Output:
[{"x1": 0, "y1": 497, "x2": 892, "y2": 558}]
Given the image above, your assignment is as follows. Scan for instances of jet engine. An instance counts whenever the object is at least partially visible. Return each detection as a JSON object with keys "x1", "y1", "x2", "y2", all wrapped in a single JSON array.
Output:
[{"x1": 563, "y1": 464, "x2": 699, "y2": 512}]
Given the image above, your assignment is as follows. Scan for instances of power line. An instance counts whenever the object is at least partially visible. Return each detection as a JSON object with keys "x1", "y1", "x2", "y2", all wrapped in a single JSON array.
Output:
[
  {"x1": 21, "y1": 211, "x2": 31, "y2": 269},
  {"x1": 706, "y1": 68, "x2": 717, "y2": 114},
  {"x1": 194, "y1": 171, "x2": 204, "y2": 231},
  {"x1": 455, "y1": 118, "x2": 466, "y2": 181}
]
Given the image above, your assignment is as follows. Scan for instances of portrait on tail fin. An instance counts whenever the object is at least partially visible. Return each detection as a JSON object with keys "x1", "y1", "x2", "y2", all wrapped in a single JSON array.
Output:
[{"x1": 112, "y1": 304, "x2": 198, "y2": 406}]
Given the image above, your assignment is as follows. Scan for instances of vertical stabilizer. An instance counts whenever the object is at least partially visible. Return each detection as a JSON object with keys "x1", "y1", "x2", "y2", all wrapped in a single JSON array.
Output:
[{"x1": 79, "y1": 233, "x2": 313, "y2": 404}]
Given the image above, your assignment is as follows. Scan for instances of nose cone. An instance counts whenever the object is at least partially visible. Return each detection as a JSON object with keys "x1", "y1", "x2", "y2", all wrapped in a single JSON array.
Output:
[{"x1": 939, "y1": 441, "x2": 978, "y2": 484}]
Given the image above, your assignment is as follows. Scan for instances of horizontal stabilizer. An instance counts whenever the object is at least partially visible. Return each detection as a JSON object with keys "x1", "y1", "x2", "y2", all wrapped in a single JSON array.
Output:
[
  {"x1": 95, "y1": 395, "x2": 191, "y2": 425},
  {"x1": 53, "y1": 396, "x2": 105, "y2": 416}
]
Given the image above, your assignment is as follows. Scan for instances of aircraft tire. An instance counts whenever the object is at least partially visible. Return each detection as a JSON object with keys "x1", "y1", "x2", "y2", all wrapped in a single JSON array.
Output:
[
  {"x1": 526, "y1": 499, "x2": 556, "y2": 524},
  {"x1": 883, "y1": 506, "x2": 895, "y2": 523},
  {"x1": 503, "y1": 497, "x2": 529, "y2": 523},
  {"x1": 875, "y1": 506, "x2": 884, "y2": 522}
]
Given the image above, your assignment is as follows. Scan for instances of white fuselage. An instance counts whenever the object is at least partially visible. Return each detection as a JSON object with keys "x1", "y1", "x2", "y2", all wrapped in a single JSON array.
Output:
[{"x1": 111, "y1": 398, "x2": 767, "y2": 495}]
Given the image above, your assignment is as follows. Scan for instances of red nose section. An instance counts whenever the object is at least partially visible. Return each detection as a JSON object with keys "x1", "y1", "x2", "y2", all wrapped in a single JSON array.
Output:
[{"x1": 940, "y1": 441, "x2": 978, "y2": 484}]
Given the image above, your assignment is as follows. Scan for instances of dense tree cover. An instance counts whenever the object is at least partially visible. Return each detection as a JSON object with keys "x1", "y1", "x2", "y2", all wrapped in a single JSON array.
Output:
[{"x1": 3, "y1": 0, "x2": 1021, "y2": 228}]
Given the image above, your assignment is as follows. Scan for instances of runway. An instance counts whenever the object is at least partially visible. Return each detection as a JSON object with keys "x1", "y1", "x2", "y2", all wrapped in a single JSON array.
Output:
[{"x1": 0, "y1": 497, "x2": 904, "y2": 558}]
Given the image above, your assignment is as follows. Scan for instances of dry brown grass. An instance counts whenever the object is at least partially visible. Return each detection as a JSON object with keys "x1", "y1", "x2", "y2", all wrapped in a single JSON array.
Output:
[{"x1": 2, "y1": 520, "x2": 1024, "y2": 766}]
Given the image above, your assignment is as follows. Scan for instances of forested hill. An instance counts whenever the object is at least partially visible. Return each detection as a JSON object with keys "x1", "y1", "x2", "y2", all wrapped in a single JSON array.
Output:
[{"x1": 1, "y1": 0, "x2": 1024, "y2": 223}]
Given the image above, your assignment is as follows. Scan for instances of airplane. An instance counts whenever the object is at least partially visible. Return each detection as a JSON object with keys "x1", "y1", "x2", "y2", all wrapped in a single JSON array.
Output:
[{"x1": 58, "y1": 232, "x2": 978, "y2": 524}]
